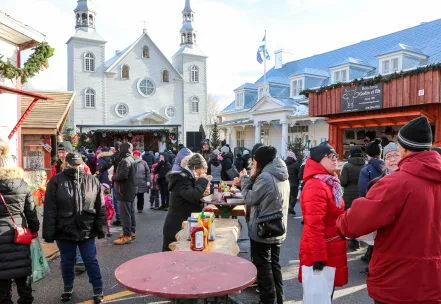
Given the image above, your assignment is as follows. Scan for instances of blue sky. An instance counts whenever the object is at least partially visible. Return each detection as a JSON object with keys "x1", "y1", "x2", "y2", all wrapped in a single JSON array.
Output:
[{"x1": 4, "y1": 0, "x2": 441, "y2": 109}]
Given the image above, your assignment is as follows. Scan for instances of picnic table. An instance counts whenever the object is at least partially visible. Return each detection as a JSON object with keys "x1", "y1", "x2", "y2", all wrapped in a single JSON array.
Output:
[
  {"x1": 201, "y1": 195, "x2": 245, "y2": 218},
  {"x1": 115, "y1": 251, "x2": 257, "y2": 304}
]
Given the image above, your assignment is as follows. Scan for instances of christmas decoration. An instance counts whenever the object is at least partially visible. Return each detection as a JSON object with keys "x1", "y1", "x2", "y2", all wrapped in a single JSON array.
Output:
[
  {"x1": 0, "y1": 42, "x2": 55, "y2": 84},
  {"x1": 300, "y1": 63, "x2": 441, "y2": 96}
]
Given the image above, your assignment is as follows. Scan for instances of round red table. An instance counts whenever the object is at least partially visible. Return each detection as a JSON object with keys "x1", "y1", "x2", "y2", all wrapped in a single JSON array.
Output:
[{"x1": 115, "y1": 251, "x2": 256, "y2": 303}]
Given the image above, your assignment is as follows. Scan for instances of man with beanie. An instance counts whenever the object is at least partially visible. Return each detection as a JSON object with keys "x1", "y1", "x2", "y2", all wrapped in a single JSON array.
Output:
[
  {"x1": 112, "y1": 143, "x2": 137, "y2": 245},
  {"x1": 337, "y1": 116, "x2": 441, "y2": 304},
  {"x1": 358, "y1": 139, "x2": 384, "y2": 197}
]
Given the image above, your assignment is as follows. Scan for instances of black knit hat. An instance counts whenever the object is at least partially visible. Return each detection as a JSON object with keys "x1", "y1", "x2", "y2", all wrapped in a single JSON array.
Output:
[
  {"x1": 310, "y1": 142, "x2": 336, "y2": 163},
  {"x1": 101, "y1": 146, "x2": 110, "y2": 152},
  {"x1": 58, "y1": 141, "x2": 73, "y2": 152},
  {"x1": 398, "y1": 116, "x2": 433, "y2": 152},
  {"x1": 251, "y1": 143, "x2": 264, "y2": 159},
  {"x1": 349, "y1": 146, "x2": 363, "y2": 157},
  {"x1": 366, "y1": 139, "x2": 382, "y2": 157},
  {"x1": 253, "y1": 146, "x2": 277, "y2": 168}
]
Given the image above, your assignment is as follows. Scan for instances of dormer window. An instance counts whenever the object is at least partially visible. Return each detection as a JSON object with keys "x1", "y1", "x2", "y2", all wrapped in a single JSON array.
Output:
[
  {"x1": 381, "y1": 57, "x2": 400, "y2": 74},
  {"x1": 333, "y1": 69, "x2": 348, "y2": 83},
  {"x1": 291, "y1": 78, "x2": 304, "y2": 97},
  {"x1": 142, "y1": 46, "x2": 149, "y2": 58},
  {"x1": 121, "y1": 64, "x2": 129, "y2": 79},
  {"x1": 236, "y1": 92, "x2": 244, "y2": 108}
]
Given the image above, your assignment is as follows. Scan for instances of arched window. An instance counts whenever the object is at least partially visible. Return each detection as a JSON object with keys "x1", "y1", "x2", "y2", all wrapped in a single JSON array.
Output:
[
  {"x1": 88, "y1": 14, "x2": 94, "y2": 27},
  {"x1": 162, "y1": 70, "x2": 169, "y2": 83},
  {"x1": 142, "y1": 46, "x2": 149, "y2": 58},
  {"x1": 191, "y1": 65, "x2": 199, "y2": 82},
  {"x1": 76, "y1": 14, "x2": 81, "y2": 25},
  {"x1": 187, "y1": 33, "x2": 192, "y2": 43},
  {"x1": 85, "y1": 88, "x2": 95, "y2": 108},
  {"x1": 191, "y1": 97, "x2": 199, "y2": 113},
  {"x1": 84, "y1": 52, "x2": 95, "y2": 72},
  {"x1": 181, "y1": 33, "x2": 186, "y2": 44},
  {"x1": 82, "y1": 13, "x2": 87, "y2": 25},
  {"x1": 121, "y1": 64, "x2": 129, "y2": 79}
]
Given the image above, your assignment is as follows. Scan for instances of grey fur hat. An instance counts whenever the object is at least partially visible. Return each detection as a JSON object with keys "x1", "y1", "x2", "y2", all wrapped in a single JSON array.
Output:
[{"x1": 187, "y1": 153, "x2": 207, "y2": 170}]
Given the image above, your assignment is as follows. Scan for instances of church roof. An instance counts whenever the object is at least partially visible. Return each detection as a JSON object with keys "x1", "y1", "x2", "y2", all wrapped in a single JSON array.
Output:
[{"x1": 172, "y1": 45, "x2": 207, "y2": 58}]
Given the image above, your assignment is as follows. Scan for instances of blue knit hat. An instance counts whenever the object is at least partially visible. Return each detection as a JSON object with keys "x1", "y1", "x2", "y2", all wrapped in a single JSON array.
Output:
[{"x1": 172, "y1": 148, "x2": 192, "y2": 171}]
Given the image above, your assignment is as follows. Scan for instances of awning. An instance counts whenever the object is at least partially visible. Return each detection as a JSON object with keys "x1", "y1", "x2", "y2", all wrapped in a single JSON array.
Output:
[
  {"x1": 326, "y1": 110, "x2": 436, "y2": 128},
  {"x1": 0, "y1": 85, "x2": 53, "y2": 139},
  {"x1": 131, "y1": 111, "x2": 169, "y2": 124}
]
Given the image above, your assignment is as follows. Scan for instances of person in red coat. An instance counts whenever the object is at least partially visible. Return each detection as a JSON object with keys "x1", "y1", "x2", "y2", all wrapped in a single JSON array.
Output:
[
  {"x1": 336, "y1": 116, "x2": 441, "y2": 304},
  {"x1": 298, "y1": 142, "x2": 348, "y2": 299}
]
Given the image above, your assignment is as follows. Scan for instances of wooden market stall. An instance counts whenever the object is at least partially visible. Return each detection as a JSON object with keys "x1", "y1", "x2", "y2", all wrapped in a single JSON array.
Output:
[
  {"x1": 21, "y1": 91, "x2": 75, "y2": 179},
  {"x1": 306, "y1": 68, "x2": 441, "y2": 157}
]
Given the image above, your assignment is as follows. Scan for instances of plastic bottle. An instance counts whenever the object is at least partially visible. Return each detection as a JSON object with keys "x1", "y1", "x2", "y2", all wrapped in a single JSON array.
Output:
[
  {"x1": 190, "y1": 226, "x2": 206, "y2": 251},
  {"x1": 213, "y1": 184, "x2": 220, "y2": 202}
]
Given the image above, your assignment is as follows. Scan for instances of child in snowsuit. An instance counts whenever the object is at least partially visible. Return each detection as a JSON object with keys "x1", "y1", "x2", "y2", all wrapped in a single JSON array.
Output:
[{"x1": 102, "y1": 183, "x2": 115, "y2": 236}]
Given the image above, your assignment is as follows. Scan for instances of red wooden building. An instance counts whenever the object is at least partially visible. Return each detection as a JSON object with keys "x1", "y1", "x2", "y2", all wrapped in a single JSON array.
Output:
[{"x1": 307, "y1": 69, "x2": 441, "y2": 157}]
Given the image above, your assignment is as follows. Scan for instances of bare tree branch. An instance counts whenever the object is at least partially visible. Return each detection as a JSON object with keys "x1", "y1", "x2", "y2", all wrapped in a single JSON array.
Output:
[{"x1": 207, "y1": 93, "x2": 220, "y2": 125}]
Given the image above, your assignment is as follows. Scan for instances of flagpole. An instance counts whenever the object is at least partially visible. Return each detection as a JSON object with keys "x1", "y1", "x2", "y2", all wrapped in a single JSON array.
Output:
[{"x1": 263, "y1": 30, "x2": 267, "y2": 97}]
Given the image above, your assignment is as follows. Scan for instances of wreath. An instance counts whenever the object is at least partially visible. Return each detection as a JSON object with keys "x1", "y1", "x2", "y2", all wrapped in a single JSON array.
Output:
[{"x1": 0, "y1": 42, "x2": 55, "y2": 84}]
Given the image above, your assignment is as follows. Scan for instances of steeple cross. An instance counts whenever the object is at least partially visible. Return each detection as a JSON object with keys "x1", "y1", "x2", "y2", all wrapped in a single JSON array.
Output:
[{"x1": 141, "y1": 20, "x2": 147, "y2": 33}]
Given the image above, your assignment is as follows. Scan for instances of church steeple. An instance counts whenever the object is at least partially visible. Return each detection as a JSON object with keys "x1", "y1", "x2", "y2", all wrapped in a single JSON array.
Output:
[
  {"x1": 74, "y1": 0, "x2": 96, "y2": 32},
  {"x1": 180, "y1": 0, "x2": 197, "y2": 46}
]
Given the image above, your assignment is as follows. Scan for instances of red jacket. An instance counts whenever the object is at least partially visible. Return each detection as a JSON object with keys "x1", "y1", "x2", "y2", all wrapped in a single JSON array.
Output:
[
  {"x1": 50, "y1": 161, "x2": 91, "y2": 179},
  {"x1": 336, "y1": 151, "x2": 441, "y2": 303},
  {"x1": 298, "y1": 159, "x2": 348, "y2": 287}
]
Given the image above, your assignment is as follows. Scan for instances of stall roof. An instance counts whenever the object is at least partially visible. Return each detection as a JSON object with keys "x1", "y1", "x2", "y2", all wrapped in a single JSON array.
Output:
[
  {"x1": 21, "y1": 91, "x2": 75, "y2": 134},
  {"x1": 0, "y1": 11, "x2": 45, "y2": 49}
]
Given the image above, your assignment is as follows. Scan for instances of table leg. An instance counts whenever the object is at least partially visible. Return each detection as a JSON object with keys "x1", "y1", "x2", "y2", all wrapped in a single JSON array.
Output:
[
  {"x1": 174, "y1": 299, "x2": 198, "y2": 304},
  {"x1": 217, "y1": 206, "x2": 232, "y2": 218}
]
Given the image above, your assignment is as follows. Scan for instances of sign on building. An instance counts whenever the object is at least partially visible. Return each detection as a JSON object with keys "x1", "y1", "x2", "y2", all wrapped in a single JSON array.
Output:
[{"x1": 341, "y1": 83, "x2": 383, "y2": 113}]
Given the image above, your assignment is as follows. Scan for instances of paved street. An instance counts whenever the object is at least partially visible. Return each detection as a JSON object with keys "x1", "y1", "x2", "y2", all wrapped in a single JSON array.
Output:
[{"x1": 24, "y1": 195, "x2": 373, "y2": 303}]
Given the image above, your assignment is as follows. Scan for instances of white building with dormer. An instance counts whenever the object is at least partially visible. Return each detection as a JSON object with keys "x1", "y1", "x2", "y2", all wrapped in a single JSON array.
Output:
[{"x1": 67, "y1": 0, "x2": 207, "y2": 151}]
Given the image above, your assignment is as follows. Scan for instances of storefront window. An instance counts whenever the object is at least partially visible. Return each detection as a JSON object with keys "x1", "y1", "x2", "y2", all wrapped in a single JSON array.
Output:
[
  {"x1": 261, "y1": 128, "x2": 270, "y2": 145},
  {"x1": 236, "y1": 131, "x2": 244, "y2": 147}
]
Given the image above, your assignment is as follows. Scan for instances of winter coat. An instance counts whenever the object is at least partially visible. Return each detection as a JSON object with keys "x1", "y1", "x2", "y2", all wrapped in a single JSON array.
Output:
[
  {"x1": 298, "y1": 158, "x2": 348, "y2": 287},
  {"x1": 234, "y1": 154, "x2": 244, "y2": 172},
  {"x1": 104, "y1": 195, "x2": 115, "y2": 222},
  {"x1": 162, "y1": 169, "x2": 209, "y2": 251},
  {"x1": 0, "y1": 167, "x2": 39, "y2": 280},
  {"x1": 285, "y1": 157, "x2": 300, "y2": 188},
  {"x1": 142, "y1": 151, "x2": 156, "y2": 170},
  {"x1": 155, "y1": 160, "x2": 172, "y2": 185},
  {"x1": 358, "y1": 157, "x2": 384, "y2": 197},
  {"x1": 96, "y1": 151, "x2": 113, "y2": 185},
  {"x1": 336, "y1": 151, "x2": 441, "y2": 304},
  {"x1": 339, "y1": 156, "x2": 365, "y2": 209},
  {"x1": 151, "y1": 163, "x2": 160, "y2": 190},
  {"x1": 111, "y1": 143, "x2": 137, "y2": 202},
  {"x1": 135, "y1": 160, "x2": 151, "y2": 193},
  {"x1": 200, "y1": 149, "x2": 211, "y2": 163},
  {"x1": 298, "y1": 163, "x2": 306, "y2": 190},
  {"x1": 207, "y1": 158, "x2": 222, "y2": 182},
  {"x1": 242, "y1": 154, "x2": 251, "y2": 174},
  {"x1": 43, "y1": 167, "x2": 106, "y2": 242},
  {"x1": 51, "y1": 159, "x2": 91, "y2": 179},
  {"x1": 240, "y1": 158, "x2": 290, "y2": 244},
  {"x1": 220, "y1": 152, "x2": 233, "y2": 181}
]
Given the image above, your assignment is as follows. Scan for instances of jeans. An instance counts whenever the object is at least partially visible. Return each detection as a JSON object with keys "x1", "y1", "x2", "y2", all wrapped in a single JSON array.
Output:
[
  {"x1": 250, "y1": 240, "x2": 284, "y2": 304},
  {"x1": 290, "y1": 187, "x2": 299, "y2": 212},
  {"x1": 136, "y1": 193, "x2": 145, "y2": 211},
  {"x1": 0, "y1": 276, "x2": 33, "y2": 304},
  {"x1": 112, "y1": 186, "x2": 121, "y2": 221},
  {"x1": 150, "y1": 189, "x2": 160, "y2": 208},
  {"x1": 119, "y1": 201, "x2": 136, "y2": 237},
  {"x1": 159, "y1": 183, "x2": 169, "y2": 207},
  {"x1": 57, "y1": 238, "x2": 103, "y2": 289},
  {"x1": 75, "y1": 246, "x2": 83, "y2": 264}
]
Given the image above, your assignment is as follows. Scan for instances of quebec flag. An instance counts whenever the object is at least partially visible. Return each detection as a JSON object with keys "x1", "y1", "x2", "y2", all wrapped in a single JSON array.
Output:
[{"x1": 256, "y1": 34, "x2": 270, "y2": 64}]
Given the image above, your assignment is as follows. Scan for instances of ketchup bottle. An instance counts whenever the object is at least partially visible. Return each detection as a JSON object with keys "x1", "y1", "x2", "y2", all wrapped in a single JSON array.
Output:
[{"x1": 190, "y1": 226, "x2": 206, "y2": 251}]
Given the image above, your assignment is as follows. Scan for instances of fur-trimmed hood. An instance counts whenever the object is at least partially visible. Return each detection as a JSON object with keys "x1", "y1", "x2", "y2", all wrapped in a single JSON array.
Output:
[
  {"x1": 0, "y1": 166, "x2": 24, "y2": 181},
  {"x1": 0, "y1": 136, "x2": 10, "y2": 158},
  {"x1": 97, "y1": 151, "x2": 114, "y2": 159}
]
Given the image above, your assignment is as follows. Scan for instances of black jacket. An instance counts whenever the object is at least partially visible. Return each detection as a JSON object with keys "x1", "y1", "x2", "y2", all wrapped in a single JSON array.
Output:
[
  {"x1": 220, "y1": 152, "x2": 234, "y2": 181},
  {"x1": 162, "y1": 169, "x2": 209, "y2": 251},
  {"x1": 155, "y1": 160, "x2": 172, "y2": 185},
  {"x1": 43, "y1": 167, "x2": 106, "y2": 243},
  {"x1": 339, "y1": 156, "x2": 366, "y2": 209},
  {"x1": 235, "y1": 154, "x2": 244, "y2": 172},
  {"x1": 112, "y1": 143, "x2": 137, "y2": 202},
  {"x1": 298, "y1": 164, "x2": 306, "y2": 190},
  {"x1": 242, "y1": 154, "x2": 251, "y2": 173},
  {"x1": 96, "y1": 151, "x2": 113, "y2": 185},
  {"x1": 142, "y1": 151, "x2": 156, "y2": 170},
  {"x1": 0, "y1": 167, "x2": 39, "y2": 280},
  {"x1": 285, "y1": 157, "x2": 300, "y2": 188}
]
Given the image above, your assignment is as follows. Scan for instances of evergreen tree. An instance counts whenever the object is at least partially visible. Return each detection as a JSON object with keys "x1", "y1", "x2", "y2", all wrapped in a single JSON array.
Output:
[
  {"x1": 210, "y1": 122, "x2": 221, "y2": 150},
  {"x1": 63, "y1": 123, "x2": 74, "y2": 144},
  {"x1": 199, "y1": 123, "x2": 206, "y2": 139}
]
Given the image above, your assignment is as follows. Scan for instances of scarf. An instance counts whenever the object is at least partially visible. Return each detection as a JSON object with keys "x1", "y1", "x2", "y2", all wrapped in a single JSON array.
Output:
[{"x1": 313, "y1": 174, "x2": 343, "y2": 208}]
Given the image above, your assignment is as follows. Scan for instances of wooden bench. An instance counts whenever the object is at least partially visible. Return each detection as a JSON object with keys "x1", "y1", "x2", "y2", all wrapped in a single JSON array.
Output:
[{"x1": 205, "y1": 204, "x2": 246, "y2": 217}]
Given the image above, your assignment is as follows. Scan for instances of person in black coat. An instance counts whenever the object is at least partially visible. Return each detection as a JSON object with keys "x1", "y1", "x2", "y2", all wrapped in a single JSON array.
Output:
[
  {"x1": 285, "y1": 151, "x2": 300, "y2": 215},
  {"x1": 242, "y1": 150, "x2": 251, "y2": 174},
  {"x1": 339, "y1": 147, "x2": 366, "y2": 210},
  {"x1": 142, "y1": 149, "x2": 156, "y2": 170},
  {"x1": 234, "y1": 153, "x2": 244, "y2": 172},
  {"x1": 219, "y1": 146, "x2": 234, "y2": 181},
  {"x1": 43, "y1": 152, "x2": 106, "y2": 303},
  {"x1": 154, "y1": 153, "x2": 172, "y2": 210},
  {"x1": 162, "y1": 154, "x2": 209, "y2": 251},
  {"x1": 0, "y1": 141, "x2": 39, "y2": 304},
  {"x1": 199, "y1": 139, "x2": 211, "y2": 162},
  {"x1": 95, "y1": 146, "x2": 113, "y2": 185}
]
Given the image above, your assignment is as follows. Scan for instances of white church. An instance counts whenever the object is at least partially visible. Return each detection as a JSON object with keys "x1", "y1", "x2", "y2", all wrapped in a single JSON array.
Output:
[{"x1": 67, "y1": 0, "x2": 207, "y2": 151}]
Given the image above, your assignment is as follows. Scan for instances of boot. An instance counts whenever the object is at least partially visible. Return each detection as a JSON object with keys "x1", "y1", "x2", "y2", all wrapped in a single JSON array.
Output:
[
  {"x1": 112, "y1": 220, "x2": 122, "y2": 226},
  {"x1": 119, "y1": 232, "x2": 136, "y2": 239},
  {"x1": 61, "y1": 286, "x2": 73, "y2": 302},
  {"x1": 93, "y1": 288, "x2": 104, "y2": 304},
  {"x1": 114, "y1": 236, "x2": 132, "y2": 245},
  {"x1": 361, "y1": 245, "x2": 373, "y2": 263}
]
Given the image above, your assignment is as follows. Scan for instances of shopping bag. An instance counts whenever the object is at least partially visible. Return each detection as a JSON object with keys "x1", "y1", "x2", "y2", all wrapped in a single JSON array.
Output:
[
  {"x1": 302, "y1": 265, "x2": 335, "y2": 304},
  {"x1": 357, "y1": 231, "x2": 377, "y2": 246},
  {"x1": 30, "y1": 238, "x2": 50, "y2": 283}
]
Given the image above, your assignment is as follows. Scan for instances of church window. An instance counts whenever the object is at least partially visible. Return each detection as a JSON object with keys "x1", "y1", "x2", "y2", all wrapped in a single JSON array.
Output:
[
  {"x1": 85, "y1": 88, "x2": 95, "y2": 108},
  {"x1": 162, "y1": 70, "x2": 169, "y2": 83},
  {"x1": 187, "y1": 33, "x2": 192, "y2": 43},
  {"x1": 142, "y1": 46, "x2": 149, "y2": 58},
  {"x1": 76, "y1": 14, "x2": 81, "y2": 25},
  {"x1": 82, "y1": 13, "x2": 87, "y2": 25},
  {"x1": 84, "y1": 52, "x2": 95, "y2": 72},
  {"x1": 88, "y1": 14, "x2": 94, "y2": 27},
  {"x1": 191, "y1": 97, "x2": 199, "y2": 113},
  {"x1": 165, "y1": 106, "x2": 176, "y2": 118},
  {"x1": 121, "y1": 64, "x2": 130, "y2": 79},
  {"x1": 191, "y1": 65, "x2": 199, "y2": 82},
  {"x1": 115, "y1": 103, "x2": 129, "y2": 117},
  {"x1": 137, "y1": 78, "x2": 156, "y2": 97},
  {"x1": 181, "y1": 34, "x2": 185, "y2": 44}
]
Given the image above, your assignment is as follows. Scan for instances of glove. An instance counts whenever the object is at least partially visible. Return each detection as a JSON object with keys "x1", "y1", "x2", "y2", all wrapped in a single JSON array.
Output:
[
  {"x1": 32, "y1": 232, "x2": 38, "y2": 239},
  {"x1": 97, "y1": 230, "x2": 106, "y2": 239},
  {"x1": 45, "y1": 239, "x2": 54, "y2": 243},
  {"x1": 313, "y1": 261, "x2": 326, "y2": 271}
]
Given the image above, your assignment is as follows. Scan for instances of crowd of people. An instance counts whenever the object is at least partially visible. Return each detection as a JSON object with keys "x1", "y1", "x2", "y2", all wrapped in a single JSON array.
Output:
[{"x1": 1, "y1": 116, "x2": 441, "y2": 303}]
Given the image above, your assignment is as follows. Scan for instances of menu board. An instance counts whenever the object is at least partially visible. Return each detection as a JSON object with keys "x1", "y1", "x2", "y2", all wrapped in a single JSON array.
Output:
[{"x1": 341, "y1": 83, "x2": 383, "y2": 113}]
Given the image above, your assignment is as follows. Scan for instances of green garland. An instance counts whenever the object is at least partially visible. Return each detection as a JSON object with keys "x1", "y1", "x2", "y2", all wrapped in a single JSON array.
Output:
[
  {"x1": 300, "y1": 62, "x2": 441, "y2": 96},
  {"x1": 0, "y1": 42, "x2": 55, "y2": 84}
]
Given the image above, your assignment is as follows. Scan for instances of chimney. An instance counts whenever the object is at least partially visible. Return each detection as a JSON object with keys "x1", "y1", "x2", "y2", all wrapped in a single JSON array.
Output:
[{"x1": 274, "y1": 49, "x2": 295, "y2": 69}]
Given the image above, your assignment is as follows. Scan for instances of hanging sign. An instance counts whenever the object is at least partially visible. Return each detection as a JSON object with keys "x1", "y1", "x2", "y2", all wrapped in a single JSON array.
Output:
[{"x1": 341, "y1": 83, "x2": 383, "y2": 113}]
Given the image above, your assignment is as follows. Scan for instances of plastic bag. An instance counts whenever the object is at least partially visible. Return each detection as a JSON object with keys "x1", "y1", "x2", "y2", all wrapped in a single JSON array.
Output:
[
  {"x1": 357, "y1": 231, "x2": 377, "y2": 246},
  {"x1": 302, "y1": 265, "x2": 335, "y2": 304},
  {"x1": 30, "y1": 238, "x2": 50, "y2": 283}
]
